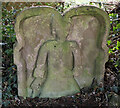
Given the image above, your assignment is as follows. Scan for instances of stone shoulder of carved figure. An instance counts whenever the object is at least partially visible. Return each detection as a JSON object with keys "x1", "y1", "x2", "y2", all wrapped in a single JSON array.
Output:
[{"x1": 30, "y1": 39, "x2": 81, "y2": 98}]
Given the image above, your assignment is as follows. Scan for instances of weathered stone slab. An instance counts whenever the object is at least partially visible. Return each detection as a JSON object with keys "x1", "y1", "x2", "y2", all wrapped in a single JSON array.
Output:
[{"x1": 14, "y1": 6, "x2": 110, "y2": 98}]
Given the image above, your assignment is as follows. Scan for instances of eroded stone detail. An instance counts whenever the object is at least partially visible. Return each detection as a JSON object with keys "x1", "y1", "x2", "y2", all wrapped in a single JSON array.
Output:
[
  {"x1": 14, "y1": 6, "x2": 110, "y2": 98},
  {"x1": 30, "y1": 40, "x2": 81, "y2": 98}
]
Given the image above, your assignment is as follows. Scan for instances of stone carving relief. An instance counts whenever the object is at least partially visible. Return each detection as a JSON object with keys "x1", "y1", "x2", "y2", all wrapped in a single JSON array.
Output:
[{"x1": 14, "y1": 6, "x2": 110, "y2": 98}]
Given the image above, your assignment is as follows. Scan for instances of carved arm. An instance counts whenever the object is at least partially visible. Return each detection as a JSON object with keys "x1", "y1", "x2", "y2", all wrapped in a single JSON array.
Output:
[{"x1": 71, "y1": 42, "x2": 82, "y2": 77}]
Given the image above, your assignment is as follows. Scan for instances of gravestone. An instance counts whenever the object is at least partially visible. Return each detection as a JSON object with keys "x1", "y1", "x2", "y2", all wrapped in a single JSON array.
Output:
[{"x1": 14, "y1": 6, "x2": 110, "y2": 98}]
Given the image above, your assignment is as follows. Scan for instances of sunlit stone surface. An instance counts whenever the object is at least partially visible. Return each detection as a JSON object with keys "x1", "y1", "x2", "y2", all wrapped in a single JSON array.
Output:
[{"x1": 14, "y1": 6, "x2": 110, "y2": 98}]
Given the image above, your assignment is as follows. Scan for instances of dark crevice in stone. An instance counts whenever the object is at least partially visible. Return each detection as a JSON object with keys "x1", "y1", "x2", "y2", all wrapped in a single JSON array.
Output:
[{"x1": 72, "y1": 52, "x2": 75, "y2": 71}]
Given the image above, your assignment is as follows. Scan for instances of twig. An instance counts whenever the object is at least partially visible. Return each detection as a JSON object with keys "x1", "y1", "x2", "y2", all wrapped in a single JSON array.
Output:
[{"x1": 111, "y1": 18, "x2": 120, "y2": 22}]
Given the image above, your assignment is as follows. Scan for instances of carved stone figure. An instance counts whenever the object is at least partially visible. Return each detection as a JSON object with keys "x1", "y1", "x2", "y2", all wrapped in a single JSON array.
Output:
[
  {"x1": 14, "y1": 6, "x2": 110, "y2": 98},
  {"x1": 30, "y1": 35, "x2": 81, "y2": 98}
]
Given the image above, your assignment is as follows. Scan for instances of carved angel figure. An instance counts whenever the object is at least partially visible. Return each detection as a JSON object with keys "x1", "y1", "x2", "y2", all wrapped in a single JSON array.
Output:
[
  {"x1": 14, "y1": 6, "x2": 110, "y2": 98},
  {"x1": 30, "y1": 35, "x2": 81, "y2": 98}
]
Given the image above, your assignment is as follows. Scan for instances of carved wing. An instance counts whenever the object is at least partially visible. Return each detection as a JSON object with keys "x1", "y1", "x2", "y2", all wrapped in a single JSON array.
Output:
[
  {"x1": 14, "y1": 6, "x2": 63, "y2": 97},
  {"x1": 63, "y1": 6, "x2": 110, "y2": 88},
  {"x1": 14, "y1": 6, "x2": 110, "y2": 98}
]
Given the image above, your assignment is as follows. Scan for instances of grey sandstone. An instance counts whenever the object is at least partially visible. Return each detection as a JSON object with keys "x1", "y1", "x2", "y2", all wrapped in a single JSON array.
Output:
[{"x1": 14, "y1": 6, "x2": 110, "y2": 98}]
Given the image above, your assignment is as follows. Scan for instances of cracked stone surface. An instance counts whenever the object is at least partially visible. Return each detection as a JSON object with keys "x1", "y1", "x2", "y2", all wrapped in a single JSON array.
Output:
[{"x1": 14, "y1": 6, "x2": 110, "y2": 98}]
